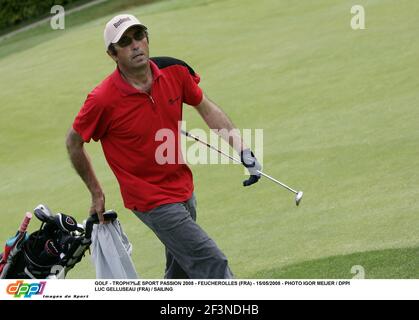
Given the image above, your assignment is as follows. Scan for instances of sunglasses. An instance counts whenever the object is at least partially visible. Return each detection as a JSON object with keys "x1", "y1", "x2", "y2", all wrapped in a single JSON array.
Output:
[{"x1": 116, "y1": 29, "x2": 148, "y2": 47}]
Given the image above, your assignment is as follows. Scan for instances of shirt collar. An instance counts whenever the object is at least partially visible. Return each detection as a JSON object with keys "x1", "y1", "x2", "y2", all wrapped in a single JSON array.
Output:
[{"x1": 111, "y1": 59, "x2": 163, "y2": 96}]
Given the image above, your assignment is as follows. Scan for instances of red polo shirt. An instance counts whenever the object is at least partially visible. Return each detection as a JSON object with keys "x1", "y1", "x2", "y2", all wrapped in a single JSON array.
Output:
[{"x1": 73, "y1": 57, "x2": 203, "y2": 212}]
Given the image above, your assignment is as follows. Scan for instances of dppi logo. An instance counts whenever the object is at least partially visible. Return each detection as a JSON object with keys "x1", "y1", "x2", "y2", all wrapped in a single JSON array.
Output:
[{"x1": 6, "y1": 280, "x2": 46, "y2": 298}]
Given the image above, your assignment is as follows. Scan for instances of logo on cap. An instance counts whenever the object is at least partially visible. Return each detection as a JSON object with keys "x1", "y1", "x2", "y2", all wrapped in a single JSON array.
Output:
[{"x1": 113, "y1": 17, "x2": 131, "y2": 28}]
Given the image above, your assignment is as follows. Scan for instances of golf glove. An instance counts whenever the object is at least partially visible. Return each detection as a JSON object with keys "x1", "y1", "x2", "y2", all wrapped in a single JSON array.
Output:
[{"x1": 240, "y1": 149, "x2": 262, "y2": 187}]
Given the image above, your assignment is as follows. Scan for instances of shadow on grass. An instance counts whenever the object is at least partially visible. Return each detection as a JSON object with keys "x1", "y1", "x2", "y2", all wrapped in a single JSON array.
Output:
[{"x1": 251, "y1": 247, "x2": 419, "y2": 279}]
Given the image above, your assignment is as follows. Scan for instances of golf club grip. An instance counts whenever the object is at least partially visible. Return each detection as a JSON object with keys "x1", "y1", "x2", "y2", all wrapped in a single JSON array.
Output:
[
  {"x1": 84, "y1": 210, "x2": 118, "y2": 239},
  {"x1": 18, "y1": 212, "x2": 32, "y2": 233}
]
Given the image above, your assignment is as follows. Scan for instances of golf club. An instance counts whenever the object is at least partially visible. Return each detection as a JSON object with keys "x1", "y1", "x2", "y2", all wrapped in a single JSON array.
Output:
[
  {"x1": 181, "y1": 130, "x2": 304, "y2": 206},
  {"x1": 0, "y1": 212, "x2": 32, "y2": 278},
  {"x1": 33, "y1": 204, "x2": 56, "y2": 249},
  {"x1": 54, "y1": 213, "x2": 78, "y2": 233},
  {"x1": 34, "y1": 204, "x2": 54, "y2": 223}
]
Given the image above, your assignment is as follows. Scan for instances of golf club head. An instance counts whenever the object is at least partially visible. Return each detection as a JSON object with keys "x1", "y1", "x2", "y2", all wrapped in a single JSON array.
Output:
[
  {"x1": 34, "y1": 204, "x2": 54, "y2": 223},
  {"x1": 295, "y1": 191, "x2": 303, "y2": 206},
  {"x1": 54, "y1": 213, "x2": 78, "y2": 233},
  {"x1": 76, "y1": 223, "x2": 85, "y2": 233}
]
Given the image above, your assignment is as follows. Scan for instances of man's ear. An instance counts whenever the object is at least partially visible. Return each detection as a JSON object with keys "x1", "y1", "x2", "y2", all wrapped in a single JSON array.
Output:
[
  {"x1": 107, "y1": 50, "x2": 118, "y2": 62},
  {"x1": 107, "y1": 45, "x2": 118, "y2": 62}
]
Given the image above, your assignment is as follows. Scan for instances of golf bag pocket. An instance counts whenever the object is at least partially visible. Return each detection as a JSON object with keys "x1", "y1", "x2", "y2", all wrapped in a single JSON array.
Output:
[{"x1": 22, "y1": 232, "x2": 61, "y2": 278}]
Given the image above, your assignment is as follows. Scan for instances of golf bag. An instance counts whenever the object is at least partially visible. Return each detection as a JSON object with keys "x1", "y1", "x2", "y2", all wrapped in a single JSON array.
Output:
[{"x1": 0, "y1": 204, "x2": 117, "y2": 279}]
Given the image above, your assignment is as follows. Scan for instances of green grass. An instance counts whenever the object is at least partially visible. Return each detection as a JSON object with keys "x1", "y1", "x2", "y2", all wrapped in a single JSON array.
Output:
[
  {"x1": 252, "y1": 247, "x2": 419, "y2": 279},
  {"x1": 0, "y1": 0, "x2": 418, "y2": 279}
]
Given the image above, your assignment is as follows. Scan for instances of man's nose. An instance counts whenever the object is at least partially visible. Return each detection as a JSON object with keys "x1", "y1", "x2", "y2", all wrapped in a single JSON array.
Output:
[{"x1": 130, "y1": 38, "x2": 143, "y2": 50}]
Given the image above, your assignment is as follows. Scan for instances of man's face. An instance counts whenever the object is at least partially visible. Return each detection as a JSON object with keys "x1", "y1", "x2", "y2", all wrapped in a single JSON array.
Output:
[{"x1": 109, "y1": 26, "x2": 149, "y2": 69}]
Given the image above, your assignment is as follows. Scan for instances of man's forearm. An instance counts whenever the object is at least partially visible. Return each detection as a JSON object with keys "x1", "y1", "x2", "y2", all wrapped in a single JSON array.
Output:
[
  {"x1": 66, "y1": 144, "x2": 103, "y2": 197},
  {"x1": 196, "y1": 96, "x2": 248, "y2": 153}
]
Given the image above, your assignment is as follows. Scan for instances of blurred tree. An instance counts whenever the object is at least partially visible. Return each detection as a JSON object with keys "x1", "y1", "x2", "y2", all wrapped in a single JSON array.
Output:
[{"x1": 0, "y1": 0, "x2": 88, "y2": 31}]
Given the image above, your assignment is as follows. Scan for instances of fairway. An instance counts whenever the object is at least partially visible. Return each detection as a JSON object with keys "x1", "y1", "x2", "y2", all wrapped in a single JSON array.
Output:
[{"x1": 0, "y1": 0, "x2": 418, "y2": 279}]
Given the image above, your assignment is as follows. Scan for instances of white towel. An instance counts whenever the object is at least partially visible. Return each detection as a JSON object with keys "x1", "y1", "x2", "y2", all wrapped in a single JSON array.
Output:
[{"x1": 91, "y1": 219, "x2": 138, "y2": 279}]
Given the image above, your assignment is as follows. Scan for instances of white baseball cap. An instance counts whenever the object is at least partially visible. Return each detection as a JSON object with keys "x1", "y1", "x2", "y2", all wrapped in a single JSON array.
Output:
[{"x1": 104, "y1": 14, "x2": 147, "y2": 50}]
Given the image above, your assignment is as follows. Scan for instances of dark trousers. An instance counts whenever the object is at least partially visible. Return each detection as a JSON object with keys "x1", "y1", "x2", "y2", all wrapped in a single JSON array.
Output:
[{"x1": 133, "y1": 194, "x2": 234, "y2": 279}]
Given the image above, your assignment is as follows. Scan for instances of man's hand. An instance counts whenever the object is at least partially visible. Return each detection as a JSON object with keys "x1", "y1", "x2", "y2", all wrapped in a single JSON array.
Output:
[
  {"x1": 240, "y1": 149, "x2": 262, "y2": 187},
  {"x1": 90, "y1": 193, "x2": 107, "y2": 224}
]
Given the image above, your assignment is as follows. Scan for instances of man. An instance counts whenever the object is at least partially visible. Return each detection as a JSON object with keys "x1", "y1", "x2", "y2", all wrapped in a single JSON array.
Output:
[{"x1": 66, "y1": 14, "x2": 262, "y2": 279}]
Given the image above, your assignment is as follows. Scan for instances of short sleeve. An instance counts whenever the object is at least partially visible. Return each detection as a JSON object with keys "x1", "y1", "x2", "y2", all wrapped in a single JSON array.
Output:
[
  {"x1": 182, "y1": 67, "x2": 203, "y2": 107},
  {"x1": 72, "y1": 93, "x2": 110, "y2": 142}
]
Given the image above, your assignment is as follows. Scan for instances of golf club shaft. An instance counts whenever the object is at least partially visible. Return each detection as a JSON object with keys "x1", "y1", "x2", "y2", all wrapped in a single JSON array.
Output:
[{"x1": 181, "y1": 130, "x2": 299, "y2": 195}]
